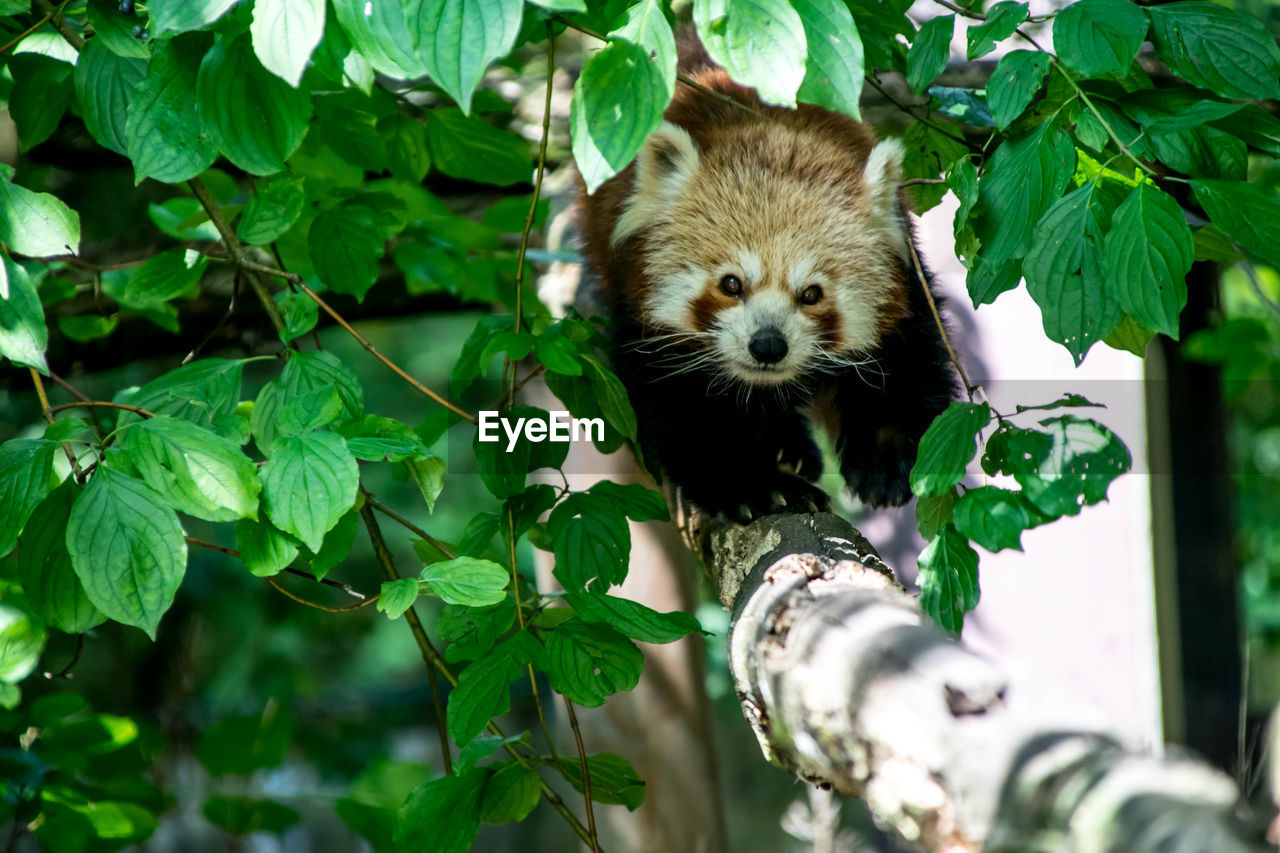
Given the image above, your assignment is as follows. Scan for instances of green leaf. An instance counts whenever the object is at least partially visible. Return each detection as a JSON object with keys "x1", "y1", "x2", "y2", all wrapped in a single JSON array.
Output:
[
  {"x1": 793, "y1": 0, "x2": 863, "y2": 118},
  {"x1": 571, "y1": 38, "x2": 670, "y2": 194},
  {"x1": 19, "y1": 483, "x2": 105, "y2": 634},
  {"x1": 377, "y1": 578, "x2": 420, "y2": 620},
  {"x1": 456, "y1": 732, "x2": 527, "y2": 774},
  {"x1": 260, "y1": 432, "x2": 359, "y2": 552},
  {"x1": 581, "y1": 354, "x2": 637, "y2": 442},
  {"x1": 1052, "y1": 0, "x2": 1147, "y2": 78},
  {"x1": 552, "y1": 752, "x2": 645, "y2": 810},
  {"x1": 86, "y1": 0, "x2": 151, "y2": 59},
  {"x1": 426, "y1": 109, "x2": 530, "y2": 187},
  {"x1": 1023, "y1": 181, "x2": 1124, "y2": 364},
  {"x1": 277, "y1": 387, "x2": 344, "y2": 436},
  {"x1": 197, "y1": 34, "x2": 312, "y2": 175},
  {"x1": 234, "y1": 517, "x2": 300, "y2": 577},
  {"x1": 395, "y1": 769, "x2": 485, "y2": 853},
  {"x1": 918, "y1": 525, "x2": 979, "y2": 634},
  {"x1": 0, "y1": 603, "x2": 45, "y2": 684},
  {"x1": 905, "y1": 14, "x2": 953, "y2": 95},
  {"x1": 331, "y1": 0, "x2": 428, "y2": 80},
  {"x1": 253, "y1": 349, "x2": 364, "y2": 452},
  {"x1": 565, "y1": 593, "x2": 700, "y2": 644},
  {"x1": 1103, "y1": 314, "x2": 1155, "y2": 357},
  {"x1": 909, "y1": 402, "x2": 991, "y2": 497},
  {"x1": 1012, "y1": 416, "x2": 1131, "y2": 517},
  {"x1": 308, "y1": 207, "x2": 384, "y2": 300},
  {"x1": 9, "y1": 55, "x2": 74, "y2": 152},
  {"x1": 480, "y1": 762, "x2": 541, "y2": 824},
  {"x1": 547, "y1": 493, "x2": 631, "y2": 591},
  {"x1": 542, "y1": 618, "x2": 643, "y2": 707},
  {"x1": 66, "y1": 468, "x2": 187, "y2": 639},
  {"x1": 239, "y1": 176, "x2": 306, "y2": 245},
  {"x1": 974, "y1": 122, "x2": 1075, "y2": 274},
  {"x1": 987, "y1": 50, "x2": 1050, "y2": 130},
  {"x1": 380, "y1": 115, "x2": 432, "y2": 183},
  {"x1": 274, "y1": 288, "x2": 319, "y2": 343},
  {"x1": 930, "y1": 85, "x2": 994, "y2": 127},
  {"x1": 0, "y1": 439, "x2": 56, "y2": 559},
  {"x1": 440, "y1": 599, "x2": 516, "y2": 663},
  {"x1": 446, "y1": 639, "x2": 521, "y2": 745},
  {"x1": 126, "y1": 37, "x2": 219, "y2": 184},
  {"x1": 420, "y1": 556, "x2": 509, "y2": 607},
  {"x1": 150, "y1": 0, "x2": 239, "y2": 36},
  {"x1": 611, "y1": 0, "x2": 677, "y2": 101},
  {"x1": 533, "y1": 334, "x2": 582, "y2": 375},
  {"x1": 0, "y1": 256, "x2": 49, "y2": 373},
  {"x1": 952, "y1": 486, "x2": 1029, "y2": 552},
  {"x1": 1147, "y1": 3, "x2": 1280, "y2": 101},
  {"x1": 693, "y1": 0, "x2": 806, "y2": 107},
  {"x1": 74, "y1": 38, "x2": 146, "y2": 156},
  {"x1": 902, "y1": 122, "x2": 968, "y2": 211},
  {"x1": 407, "y1": 456, "x2": 446, "y2": 512},
  {"x1": 251, "y1": 0, "x2": 326, "y2": 87},
  {"x1": 409, "y1": 0, "x2": 523, "y2": 114},
  {"x1": 915, "y1": 489, "x2": 957, "y2": 540},
  {"x1": 118, "y1": 357, "x2": 246, "y2": 436},
  {"x1": 1103, "y1": 182, "x2": 1193, "y2": 339},
  {"x1": 122, "y1": 416, "x2": 261, "y2": 522},
  {"x1": 586, "y1": 480, "x2": 669, "y2": 522},
  {"x1": 966, "y1": 2, "x2": 1028, "y2": 60},
  {"x1": 1189, "y1": 180, "x2": 1280, "y2": 271},
  {"x1": 0, "y1": 173, "x2": 81, "y2": 257},
  {"x1": 119, "y1": 249, "x2": 207, "y2": 308},
  {"x1": 300, "y1": 508, "x2": 357, "y2": 580}
]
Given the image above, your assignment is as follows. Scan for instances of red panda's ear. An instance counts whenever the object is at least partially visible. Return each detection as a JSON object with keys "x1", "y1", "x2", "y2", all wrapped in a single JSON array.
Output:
[
  {"x1": 864, "y1": 138, "x2": 910, "y2": 259},
  {"x1": 612, "y1": 122, "x2": 700, "y2": 247}
]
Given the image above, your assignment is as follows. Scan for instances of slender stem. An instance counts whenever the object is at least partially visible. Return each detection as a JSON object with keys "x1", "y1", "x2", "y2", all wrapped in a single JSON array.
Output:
[
  {"x1": 43, "y1": 633, "x2": 84, "y2": 680},
  {"x1": 30, "y1": 368, "x2": 86, "y2": 483},
  {"x1": 48, "y1": 400, "x2": 157, "y2": 419},
  {"x1": 864, "y1": 76, "x2": 978, "y2": 152},
  {"x1": 1051, "y1": 63, "x2": 1156, "y2": 178},
  {"x1": 907, "y1": 242, "x2": 979, "y2": 402},
  {"x1": 263, "y1": 576, "x2": 379, "y2": 613},
  {"x1": 359, "y1": 499, "x2": 455, "y2": 774},
  {"x1": 31, "y1": 0, "x2": 81, "y2": 50},
  {"x1": 185, "y1": 536, "x2": 371, "y2": 600},
  {"x1": 365, "y1": 493, "x2": 457, "y2": 559},
  {"x1": 507, "y1": 508, "x2": 562, "y2": 766},
  {"x1": 234, "y1": 260, "x2": 476, "y2": 424},
  {"x1": 932, "y1": 0, "x2": 985, "y2": 19},
  {"x1": 188, "y1": 177, "x2": 290, "y2": 339},
  {"x1": 0, "y1": 1, "x2": 64, "y2": 56},
  {"x1": 563, "y1": 699, "x2": 600, "y2": 853}
]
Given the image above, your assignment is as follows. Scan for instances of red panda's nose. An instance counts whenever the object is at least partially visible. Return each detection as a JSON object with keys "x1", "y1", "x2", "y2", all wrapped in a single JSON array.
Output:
[{"x1": 748, "y1": 328, "x2": 788, "y2": 364}]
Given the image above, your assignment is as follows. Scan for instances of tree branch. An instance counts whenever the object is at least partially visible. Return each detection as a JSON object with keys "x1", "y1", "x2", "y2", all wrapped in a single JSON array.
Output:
[{"x1": 689, "y1": 512, "x2": 1275, "y2": 852}]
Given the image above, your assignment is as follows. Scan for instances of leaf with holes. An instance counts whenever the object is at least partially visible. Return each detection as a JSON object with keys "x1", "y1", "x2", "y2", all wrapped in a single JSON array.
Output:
[
  {"x1": 541, "y1": 618, "x2": 643, "y2": 707},
  {"x1": 909, "y1": 402, "x2": 991, "y2": 497}
]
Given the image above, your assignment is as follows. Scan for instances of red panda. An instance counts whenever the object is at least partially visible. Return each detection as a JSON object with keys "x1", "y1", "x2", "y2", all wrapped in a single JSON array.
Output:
[{"x1": 576, "y1": 52, "x2": 957, "y2": 523}]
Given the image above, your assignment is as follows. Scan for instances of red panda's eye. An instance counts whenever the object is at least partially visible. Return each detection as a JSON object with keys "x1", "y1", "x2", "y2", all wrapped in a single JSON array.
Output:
[
  {"x1": 800, "y1": 285, "x2": 823, "y2": 305},
  {"x1": 720, "y1": 275, "x2": 743, "y2": 296}
]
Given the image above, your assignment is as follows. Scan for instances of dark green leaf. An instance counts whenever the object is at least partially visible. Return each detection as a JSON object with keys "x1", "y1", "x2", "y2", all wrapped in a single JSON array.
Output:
[
  {"x1": 234, "y1": 517, "x2": 301, "y2": 577},
  {"x1": 1104, "y1": 314, "x2": 1156, "y2": 356},
  {"x1": 929, "y1": 85, "x2": 994, "y2": 127},
  {"x1": 915, "y1": 489, "x2": 957, "y2": 540},
  {"x1": 87, "y1": 0, "x2": 151, "y2": 59},
  {"x1": 197, "y1": 35, "x2": 312, "y2": 175},
  {"x1": 1190, "y1": 180, "x2": 1280, "y2": 271},
  {"x1": 542, "y1": 618, "x2": 643, "y2": 706},
  {"x1": 1052, "y1": 0, "x2": 1147, "y2": 77},
  {"x1": 1013, "y1": 415, "x2": 1131, "y2": 517},
  {"x1": 446, "y1": 638, "x2": 522, "y2": 745},
  {"x1": 909, "y1": 402, "x2": 991, "y2": 497},
  {"x1": 581, "y1": 354, "x2": 637, "y2": 441},
  {"x1": 66, "y1": 468, "x2": 187, "y2": 639},
  {"x1": 238, "y1": 176, "x2": 306, "y2": 244},
  {"x1": 119, "y1": 249, "x2": 207, "y2": 308},
  {"x1": 918, "y1": 525, "x2": 979, "y2": 634},
  {"x1": 275, "y1": 288, "x2": 319, "y2": 343},
  {"x1": 9, "y1": 55, "x2": 74, "y2": 152},
  {"x1": 987, "y1": 50, "x2": 1050, "y2": 130},
  {"x1": 73, "y1": 35, "x2": 146, "y2": 156},
  {"x1": 479, "y1": 762, "x2": 540, "y2": 824},
  {"x1": 395, "y1": 769, "x2": 485, "y2": 853},
  {"x1": 440, "y1": 599, "x2": 516, "y2": 663},
  {"x1": 308, "y1": 207, "x2": 386, "y2": 300},
  {"x1": 1103, "y1": 182, "x2": 1193, "y2": 339},
  {"x1": 552, "y1": 752, "x2": 645, "y2": 810},
  {"x1": 380, "y1": 115, "x2": 432, "y2": 182},
  {"x1": 1147, "y1": 3, "x2": 1280, "y2": 101},
  {"x1": 19, "y1": 482, "x2": 105, "y2": 634},
  {"x1": 126, "y1": 37, "x2": 219, "y2": 184},
  {"x1": 565, "y1": 592, "x2": 700, "y2": 643},
  {"x1": 693, "y1": 0, "x2": 807, "y2": 107},
  {"x1": 420, "y1": 556, "x2": 509, "y2": 607},
  {"x1": 260, "y1": 432, "x2": 359, "y2": 552},
  {"x1": 548, "y1": 492, "x2": 631, "y2": 591},
  {"x1": 905, "y1": 15, "x2": 953, "y2": 95},
  {"x1": 427, "y1": 109, "x2": 530, "y2": 187},
  {"x1": 966, "y1": 2, "x2": 1027, "y2": 60},
  {"x1": 586, "y1": 480, "x2": 669, "y2": 522}
]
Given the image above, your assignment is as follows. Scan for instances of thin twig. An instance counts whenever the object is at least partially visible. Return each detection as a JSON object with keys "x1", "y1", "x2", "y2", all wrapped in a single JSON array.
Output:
[
  {"x1": 184, "y1": 536, "x2": 372, "y2": 601},
  {"x1": 1241, "y1": 261, "x2": 1280, "y2": 323},
  {"x1": 563, "y1": 699, "x2": 601, "y2": 853},
  {"x1": 48, "y1": 400, "x2": 157, "y2": 419},
  {"x1": 364, "y1": 493, "x2": 457, "y2": 560},
  {"x1": 507, "y1": 507, "x2": 562, "y2": 767},
  {"x1": 234, "y1": 260, "x2": 476, "y2": 424},
  {"x1": 42, "y1": 634, "x2": 83, "y2": 680},
  {"x1": 932, "y1": 0, "x2": 986, "y2": 20},
  {"x1": 864, "y1": 75, "x2": 977, "y2": 152},
  {"x1": 30, "y1": 368, "x2": 87, "y2": 483},
  {"x1": 907, "y1": 242, "x2": 980, "y2": 402},
  {"x1": 1050, "y1": 62, "x2": 1156, "y2": 179},
  {"x1": 263, "y1": 576, "x2": 379, "y2": 613},
  {"x1": 31, "y1": 0, "x2": 82, "y2": 50},
  {"x1": 0, "y1": 1, "x2": 65, "y2": 56}
]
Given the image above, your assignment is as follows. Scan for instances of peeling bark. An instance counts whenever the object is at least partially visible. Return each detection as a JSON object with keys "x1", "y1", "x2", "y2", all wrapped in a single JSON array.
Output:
[{"x1": 684, "y1": 511, "x2": 1275, "y2": 852}]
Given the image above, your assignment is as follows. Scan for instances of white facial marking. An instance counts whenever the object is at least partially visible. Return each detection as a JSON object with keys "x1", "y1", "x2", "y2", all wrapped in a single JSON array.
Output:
[
  {"x1": 646, "y1": 266, "x2": 704, "y2": 330},
  {"x1": 728, "y1": 247, "x2": 763, "y2": 286}
]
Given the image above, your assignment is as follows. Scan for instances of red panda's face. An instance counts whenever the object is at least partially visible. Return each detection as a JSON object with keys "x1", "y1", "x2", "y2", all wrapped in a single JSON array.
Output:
[{"x1": 611, "y1": 121, "x2": 912, "y2": 387}]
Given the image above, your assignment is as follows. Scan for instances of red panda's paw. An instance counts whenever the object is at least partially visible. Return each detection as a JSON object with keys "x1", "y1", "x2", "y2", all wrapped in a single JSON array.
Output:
[
  {"x1": 718, "y1": 475, "x2": 832, "y2": 524},
  {"x1": 840, "y1": 431, "x2": 917, "y2": 508},
  {"x1": 776, "y1": 437, "x2": 824, "y2": 483}
]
